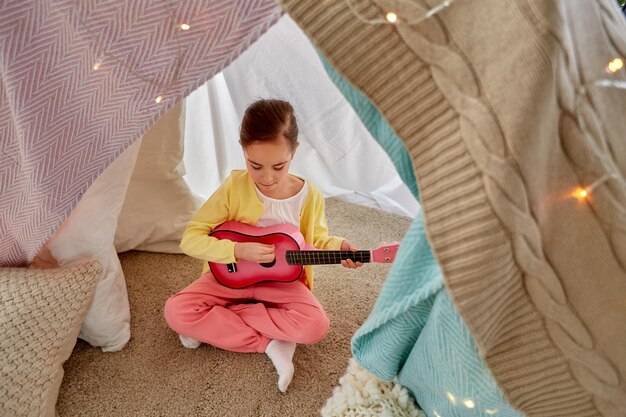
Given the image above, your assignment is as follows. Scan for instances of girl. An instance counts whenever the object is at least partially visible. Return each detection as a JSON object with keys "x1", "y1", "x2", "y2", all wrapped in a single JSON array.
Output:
[{"x1": 164, "y1": 99, "x2": 361, "y2": 393}]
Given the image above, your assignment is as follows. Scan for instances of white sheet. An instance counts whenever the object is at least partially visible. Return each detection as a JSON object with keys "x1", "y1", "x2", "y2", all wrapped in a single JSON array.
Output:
[{"x1": 183, "y1": 15, "x2": 420, "y2": 218}]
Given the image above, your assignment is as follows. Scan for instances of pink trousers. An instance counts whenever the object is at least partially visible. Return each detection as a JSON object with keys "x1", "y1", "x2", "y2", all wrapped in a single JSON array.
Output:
[{"x1": 164, "y1": 272, "x2": 330, "y2": 353}]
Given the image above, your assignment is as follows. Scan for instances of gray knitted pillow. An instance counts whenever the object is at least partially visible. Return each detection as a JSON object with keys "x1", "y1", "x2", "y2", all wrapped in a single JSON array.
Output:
[{"x1": 0, "y1": 261, "x2": 102, "y2": 417}]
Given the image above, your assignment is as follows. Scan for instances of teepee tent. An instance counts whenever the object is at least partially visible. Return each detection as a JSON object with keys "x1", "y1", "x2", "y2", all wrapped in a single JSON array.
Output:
[{"x1": 2, "y1": 1, "x2": 626, "y2": 416}]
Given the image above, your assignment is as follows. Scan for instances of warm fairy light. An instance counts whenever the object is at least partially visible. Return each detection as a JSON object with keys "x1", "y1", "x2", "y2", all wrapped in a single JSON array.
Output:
[
  {"x1": 462, "y1": 399, "x2": 475, "y2": 408},
  {"x1": 573, "y1": 186, "x2": 589, "y2": 201},
  {"x1": 606, "y1": 58, "x2": 623, "y2": 73},
  {"x1": 446, "y1": 391, "x2": 457, "y2": 404},
  {"x1": 485, "y1": 409, "x2": 499, "y2": 415},
  {"x1": 346, "y1": 0, "x2": 455, "y2": 25},
  {"x1": 385, "y1": 12, "x2": 398, "y2": 23},
  {"x1": 571, "y1": 175, "x2": 616, "y2": 202},
  {"x1": 80, "y1": 8, "x2": 184, "y2": 106},
  {"x1": 433, "y1": 411, "x2": 442, "y2": 417}
]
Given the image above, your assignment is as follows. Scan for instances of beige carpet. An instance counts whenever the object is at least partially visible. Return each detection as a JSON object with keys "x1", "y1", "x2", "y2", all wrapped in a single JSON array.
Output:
[{"x1": 57, "y1": 198, "x2": 413, "y2": 417}]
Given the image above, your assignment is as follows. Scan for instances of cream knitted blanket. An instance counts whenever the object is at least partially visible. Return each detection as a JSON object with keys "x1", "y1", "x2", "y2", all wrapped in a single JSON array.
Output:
[{"x1": 277, "y1": 1, "x2": 626, "y2": 416}]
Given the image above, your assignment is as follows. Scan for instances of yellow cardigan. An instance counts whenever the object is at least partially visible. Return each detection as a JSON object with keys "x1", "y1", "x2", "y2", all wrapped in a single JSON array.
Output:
[{"x1": 180, "y1": 169, "x2": 345, "y2": 290}]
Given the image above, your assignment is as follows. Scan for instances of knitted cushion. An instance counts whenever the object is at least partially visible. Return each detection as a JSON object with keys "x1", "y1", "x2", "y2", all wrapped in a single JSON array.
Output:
[{"x1": 0, "y1": 261, "x2": 102, "y2": 417}]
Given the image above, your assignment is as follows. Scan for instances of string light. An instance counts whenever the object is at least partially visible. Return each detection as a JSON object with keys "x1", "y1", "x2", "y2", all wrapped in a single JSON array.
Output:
[
  {"x1": 445, "y1": 391, "x2": 457, "y2": 404},
  {"x1": 433, "y1": 410, "x2": 442, "y2": 417},
  {"x1": 573, "y1": 187, "x2": 588, "y2": 201},
  {"x1": 77, "y1": 1, "x2": 187, "y2": 104},
  {"x1": 485, "y1": 409, "x2": 498, "y2": 415},
  {"x1": 606, "y1": 57, "x2": 623, "y2": 73},
  {"x1": 572, "y1": 55, "x2": 625, "y2": 203},
  {"x1": 572, "y1": 174, "x2": 616, "y2": 202},
  {"x1": 462, "y1": 399, "x2": 475, "y2": 408},
  {"x1": 385, "y1": 12, "x2": 398, "y2": 23},
  {"x1": 345, "y1": 0, "x2": 454, "y2": 25}
]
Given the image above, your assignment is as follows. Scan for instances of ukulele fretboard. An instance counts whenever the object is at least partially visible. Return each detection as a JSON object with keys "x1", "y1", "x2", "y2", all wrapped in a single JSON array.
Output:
[{"x1": 285, "y1": 250, "x2": 371, "y2": 265}]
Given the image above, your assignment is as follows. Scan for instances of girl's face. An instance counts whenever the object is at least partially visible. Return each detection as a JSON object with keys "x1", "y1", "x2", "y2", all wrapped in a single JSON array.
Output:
[{"x1": 243, "y1": 137, "x2": 297, "y2": 195}]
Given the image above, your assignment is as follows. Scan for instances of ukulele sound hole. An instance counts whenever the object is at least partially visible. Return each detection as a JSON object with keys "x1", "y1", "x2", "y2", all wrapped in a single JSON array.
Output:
[{"x1": 260, "y1": 258, "x2": 276, "y2": 268}]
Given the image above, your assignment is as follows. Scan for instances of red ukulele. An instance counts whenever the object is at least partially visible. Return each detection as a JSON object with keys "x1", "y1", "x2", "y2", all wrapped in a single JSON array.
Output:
[{"x1": 208, "y1": 221, "x2": 400, "y2": 289}]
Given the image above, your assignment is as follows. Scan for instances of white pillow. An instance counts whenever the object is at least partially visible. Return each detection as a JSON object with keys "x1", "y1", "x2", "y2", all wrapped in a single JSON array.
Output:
[
  {"x1": 44, "y1": 140, "x2": 141, "y2": 352},
  {"x1": 114, "y1": 100, "x2": 201, "y2": 253}
]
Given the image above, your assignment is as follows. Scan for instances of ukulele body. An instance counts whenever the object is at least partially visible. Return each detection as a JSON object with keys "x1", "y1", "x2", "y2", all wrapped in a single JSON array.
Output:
[{"x1": 208, "y1": 221, "x2": 308, "y2": 289}]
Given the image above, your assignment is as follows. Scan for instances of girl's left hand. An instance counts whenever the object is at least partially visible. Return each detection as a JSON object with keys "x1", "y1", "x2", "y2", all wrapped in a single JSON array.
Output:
[{"x1": 340, "y1": 240, "x2": 363, "y2": 269}]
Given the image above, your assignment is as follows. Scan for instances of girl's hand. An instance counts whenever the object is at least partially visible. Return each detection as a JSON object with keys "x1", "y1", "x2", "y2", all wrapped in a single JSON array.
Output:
[
  {"x1": 340, "y1": 240, "x2": 363, "y2": 269},
  {"x1": 234, "y1": 242, "x2": 275, "y2": 263}
]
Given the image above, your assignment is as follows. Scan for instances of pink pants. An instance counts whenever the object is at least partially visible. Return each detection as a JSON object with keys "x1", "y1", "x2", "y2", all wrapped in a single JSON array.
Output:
[{"x1": 164, "y1": 272, "x2": 330, "y2": 353}]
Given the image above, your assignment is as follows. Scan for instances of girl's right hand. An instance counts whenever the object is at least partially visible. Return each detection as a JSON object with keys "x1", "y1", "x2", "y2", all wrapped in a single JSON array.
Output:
[{"x1": 234, "y1": 242, "x2": 275, "y2": 263}]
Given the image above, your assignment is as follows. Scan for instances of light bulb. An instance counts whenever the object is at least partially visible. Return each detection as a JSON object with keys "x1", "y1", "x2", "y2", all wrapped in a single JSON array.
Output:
[
  {"x1": 155, "y1": 96, "x2": 163, "y2": 103},
  {"x1": 385, "y1": 12, "x2": 398, "y2": 23},
  {"x1": 573, "y1": 186, "x2": 589, "y2": 201},
  {"x1": 93, "y1": 58, "x2": 102, "y2": 70},
  {"x1": 446, "y1": 391, "x2": 457, "y2": 404},
  {"x1": 180, "y1": 23, "x2": 190, "y2": 31},
  {"x1": 485, "y1": 409, "x2": 498, "y2": 415},
  {"x1": 462, "y1": 399, "x2": 475, "y2": 408},
  {"x1": 606, "y1": 58, "x2": 623, "y2": 73}
]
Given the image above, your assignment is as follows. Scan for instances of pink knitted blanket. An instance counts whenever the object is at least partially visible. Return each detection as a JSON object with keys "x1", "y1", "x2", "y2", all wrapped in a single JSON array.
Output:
[{"x1": 0, "y1": 1, "x2": 282, "y2": 266}]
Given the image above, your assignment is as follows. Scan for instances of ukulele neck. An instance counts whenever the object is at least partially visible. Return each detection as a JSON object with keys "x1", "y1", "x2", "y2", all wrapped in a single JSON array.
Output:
[{"x1": 285, "y1": 250, "x2": 371, "y2": 265}]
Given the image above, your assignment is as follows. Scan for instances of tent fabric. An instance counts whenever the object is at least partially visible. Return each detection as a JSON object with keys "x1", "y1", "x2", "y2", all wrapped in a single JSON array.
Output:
[
  {"x1": 278, "y1": 0, "x2": 626, "y2": 415},
  {"x1": 0, "y1": 0, "x2": 283, "y2": 267}
]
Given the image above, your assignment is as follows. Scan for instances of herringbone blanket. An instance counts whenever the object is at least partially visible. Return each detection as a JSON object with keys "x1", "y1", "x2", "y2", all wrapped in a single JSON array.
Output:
[{"x1": 0, "y1": 0, "x2": 282, "y2": 266}]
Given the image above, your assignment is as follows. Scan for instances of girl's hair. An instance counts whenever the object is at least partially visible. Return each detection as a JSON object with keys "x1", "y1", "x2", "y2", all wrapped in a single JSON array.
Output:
[{"x1": 239, "y1": 99, "x2": 299, "y2": 150}]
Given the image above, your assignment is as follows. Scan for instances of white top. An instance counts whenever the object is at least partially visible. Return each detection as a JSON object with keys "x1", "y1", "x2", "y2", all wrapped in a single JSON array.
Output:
[{"x1": 255, "y1": 181, "x2": 309, "y2": 228}]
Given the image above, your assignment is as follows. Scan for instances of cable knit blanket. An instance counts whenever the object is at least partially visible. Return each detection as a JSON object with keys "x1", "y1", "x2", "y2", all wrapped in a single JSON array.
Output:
[
  {"x1": 278, "y1": 0, "x2": 626, "y2": 416},
  {"x1": 0, "y1": 0, "x2": 282, "y2": 266}
]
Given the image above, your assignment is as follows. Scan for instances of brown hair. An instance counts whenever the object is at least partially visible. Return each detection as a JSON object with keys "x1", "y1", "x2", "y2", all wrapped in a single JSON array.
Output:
[{"x1": 239, "y1": 99, "x2": 299, "y2": 150}]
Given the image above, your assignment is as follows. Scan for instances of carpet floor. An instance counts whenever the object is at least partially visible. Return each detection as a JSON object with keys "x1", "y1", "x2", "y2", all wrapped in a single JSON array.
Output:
[{"x1": 57, "y1": 198, "x2": 413, "y2": 417}]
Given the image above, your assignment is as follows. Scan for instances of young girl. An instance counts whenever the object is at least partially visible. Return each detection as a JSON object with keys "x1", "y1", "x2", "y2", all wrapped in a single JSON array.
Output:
[{"x1": 164, "y1": 99, "x2": 361, "y2": 393}]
